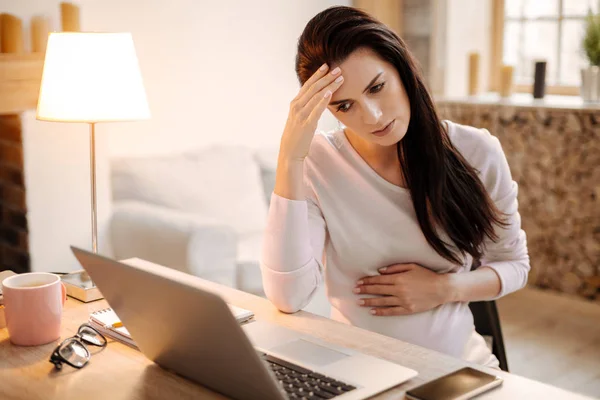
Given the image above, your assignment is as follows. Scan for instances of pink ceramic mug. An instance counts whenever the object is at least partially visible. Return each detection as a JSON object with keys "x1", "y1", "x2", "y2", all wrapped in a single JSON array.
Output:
[{"x1": 2, "y1": 272, "x2": 66, "y2": 346}]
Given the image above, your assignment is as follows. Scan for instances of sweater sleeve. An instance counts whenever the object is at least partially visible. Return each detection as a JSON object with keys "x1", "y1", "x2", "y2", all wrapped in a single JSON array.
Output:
[
  {"x1": 260, "y1": 189, "x2": 326, "y2": 313},
  {"x1": 476, "y1": 131, "x2": 530, "y2": 299}
]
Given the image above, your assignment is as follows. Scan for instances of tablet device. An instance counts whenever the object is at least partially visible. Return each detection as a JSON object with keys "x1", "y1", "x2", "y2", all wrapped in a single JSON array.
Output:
[{"x1": 406, "y1": 367, "x2": 503, "y2": 400}]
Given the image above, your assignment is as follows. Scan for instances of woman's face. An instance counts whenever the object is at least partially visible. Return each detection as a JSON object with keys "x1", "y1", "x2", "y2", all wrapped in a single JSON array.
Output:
[{"x1": 327, "y1": 47, "x2": 411, "y2": 147}]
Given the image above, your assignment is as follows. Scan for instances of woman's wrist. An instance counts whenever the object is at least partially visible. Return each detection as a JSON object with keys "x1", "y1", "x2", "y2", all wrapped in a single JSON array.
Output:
[
  {"x1": 438, "y1": 267, "x2": 502, "y2": 304},
  {"x1": 274, "y1": 157, "x2": 305, "y2": 200},
  {"x1": 439, "y1": 273, "x2": 461, "y2": 304}
]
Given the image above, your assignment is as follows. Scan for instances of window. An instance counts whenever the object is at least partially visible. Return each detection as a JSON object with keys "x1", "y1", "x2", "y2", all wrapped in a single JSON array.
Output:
[{"x1": 492, "y1": 0, "x2": 599, "y2": 95}]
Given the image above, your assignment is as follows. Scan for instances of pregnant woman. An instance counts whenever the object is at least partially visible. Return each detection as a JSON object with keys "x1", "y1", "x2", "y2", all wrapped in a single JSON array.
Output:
[{"x1": 261, "y1": 6, "x2": 530, "y2": 369}]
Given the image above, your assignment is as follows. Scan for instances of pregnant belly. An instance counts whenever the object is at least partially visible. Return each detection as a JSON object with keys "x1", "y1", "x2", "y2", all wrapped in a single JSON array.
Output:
[{"x1": 329, "y1": 299, "x2": 474, "y2": 358}]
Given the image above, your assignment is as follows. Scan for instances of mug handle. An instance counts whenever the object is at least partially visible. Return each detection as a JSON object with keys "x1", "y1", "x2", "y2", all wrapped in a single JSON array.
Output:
[{"x1": 60, "y1": 282, "x2": 67, "y2": 305}]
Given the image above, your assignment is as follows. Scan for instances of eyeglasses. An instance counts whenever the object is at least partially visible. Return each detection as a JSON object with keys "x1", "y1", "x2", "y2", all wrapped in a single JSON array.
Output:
[{"x1": 49, "y1": 323, "x2": 107, "y2": 370}]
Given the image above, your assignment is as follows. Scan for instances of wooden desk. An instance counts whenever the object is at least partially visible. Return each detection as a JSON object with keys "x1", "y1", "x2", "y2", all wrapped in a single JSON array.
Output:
[{"x1": 0, "y1": 275, "x2": 592, "y2": 400}]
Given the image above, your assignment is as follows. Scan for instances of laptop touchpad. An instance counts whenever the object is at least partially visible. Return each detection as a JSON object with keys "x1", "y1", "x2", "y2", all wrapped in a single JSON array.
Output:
[{"x1": 270, "y1": 339, "x2": 350, "y2": 367}]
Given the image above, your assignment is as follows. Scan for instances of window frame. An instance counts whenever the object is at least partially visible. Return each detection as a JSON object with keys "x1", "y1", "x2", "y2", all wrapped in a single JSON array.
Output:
[{"x1": 490, "y1": 0, "x2": 585, "y2": 96}]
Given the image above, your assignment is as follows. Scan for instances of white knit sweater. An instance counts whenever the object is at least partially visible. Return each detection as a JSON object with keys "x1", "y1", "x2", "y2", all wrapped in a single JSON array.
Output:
[{"x1": 260, "y1": 120, "x2": 530, "y2": 362}]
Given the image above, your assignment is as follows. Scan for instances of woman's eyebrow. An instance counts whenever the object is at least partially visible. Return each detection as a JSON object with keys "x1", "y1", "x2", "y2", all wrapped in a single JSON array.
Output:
[{"x1": 329, "y1": 72, "x2": 383, "y2": 106}]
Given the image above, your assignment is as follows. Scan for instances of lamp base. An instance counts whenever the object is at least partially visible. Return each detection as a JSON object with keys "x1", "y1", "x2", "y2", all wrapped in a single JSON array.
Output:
[{"x1": 61, "y1": 270, "x2": 104, "y2": 302}]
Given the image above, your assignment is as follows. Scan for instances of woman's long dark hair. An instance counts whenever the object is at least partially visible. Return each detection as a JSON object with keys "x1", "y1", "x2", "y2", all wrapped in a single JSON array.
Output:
[{"x1": 296, "y1": 6, "x2": 505, "y2": 264}]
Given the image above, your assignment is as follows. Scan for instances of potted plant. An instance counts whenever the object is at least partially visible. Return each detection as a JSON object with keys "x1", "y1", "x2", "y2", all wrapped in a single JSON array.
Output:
[{"x1": 581, "y1": 11, "x2": 600, "y2": 101}]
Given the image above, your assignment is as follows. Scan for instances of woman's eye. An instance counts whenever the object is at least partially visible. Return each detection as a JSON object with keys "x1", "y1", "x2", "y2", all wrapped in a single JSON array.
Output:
[
  {"x1": 370, "y1": 82, "x2": 385, "y2": 93},
  {"x1": 336, "y1": 82, "x2": 385, "y2": 113},
  {"x1": 337, "y1": 103, "x2": 351, "y2": 113}
]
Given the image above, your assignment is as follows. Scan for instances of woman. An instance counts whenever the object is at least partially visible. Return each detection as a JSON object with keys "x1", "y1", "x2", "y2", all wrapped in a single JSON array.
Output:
[{"x1": 261, "y1": 6, "x2": 529, "y2": 369}]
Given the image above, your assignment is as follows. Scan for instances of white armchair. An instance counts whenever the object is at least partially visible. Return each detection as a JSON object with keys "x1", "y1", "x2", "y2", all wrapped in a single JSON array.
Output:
[
  {"x1": 109, "y1": 145, "x2": 271, "y2": 295},
  {"x1": 110, "y1": 200, "x2": 238, "y2": 286}
]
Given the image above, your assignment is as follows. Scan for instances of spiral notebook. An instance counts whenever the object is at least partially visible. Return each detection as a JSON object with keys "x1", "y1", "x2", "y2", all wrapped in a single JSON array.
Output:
[
  {"x1": 89, "y1": 308, "x2": 137, "y2": 348},
  {"x1": 89, "y1": 304, "x2": 254, "y2": 349}
]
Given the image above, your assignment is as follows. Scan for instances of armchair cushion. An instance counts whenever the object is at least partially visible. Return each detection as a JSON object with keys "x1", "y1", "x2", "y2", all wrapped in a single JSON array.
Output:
[
  {"x1": 254, "y1": 147, "x2": 279, "y2": 205},
  {"x1": 110, "y1": 201, "x2": 238, "y2": 286},
  {"x1": 235, "y1": 232, "x2": 264, "y2": 295},
  {"x1": 112, "y1": 145, "x2": 268, "y2": 236}
]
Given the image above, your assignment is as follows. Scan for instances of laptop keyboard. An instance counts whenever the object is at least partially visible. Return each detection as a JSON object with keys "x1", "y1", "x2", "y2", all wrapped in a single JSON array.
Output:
[{"x1": 258, "y1": 352, "x2": 357, "y2": 399}]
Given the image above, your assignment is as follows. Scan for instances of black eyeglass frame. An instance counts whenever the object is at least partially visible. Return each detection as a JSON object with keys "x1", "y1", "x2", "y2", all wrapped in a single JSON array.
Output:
[{"x1": 49, "y1": 323, "x2": 107, "y2": 370}]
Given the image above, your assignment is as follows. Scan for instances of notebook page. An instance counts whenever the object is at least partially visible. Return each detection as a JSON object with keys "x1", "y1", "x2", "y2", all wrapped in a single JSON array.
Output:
[{"x1": 90, "y1": 308, "x2": 132, "y2": 339}]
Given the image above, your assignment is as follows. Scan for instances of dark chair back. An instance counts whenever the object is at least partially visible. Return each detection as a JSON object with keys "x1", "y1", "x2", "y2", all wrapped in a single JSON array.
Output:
[
  {"x1": 469, "y1": 259, "x2": 509, "y2": 372},
  {"x1": 468, "y1": 300, "x2": 509, "y2": 372}
]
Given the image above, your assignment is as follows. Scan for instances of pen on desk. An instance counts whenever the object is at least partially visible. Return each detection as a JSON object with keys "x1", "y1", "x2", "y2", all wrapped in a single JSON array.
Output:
[{"x1": 105, "y1": 321, "x2": 123, "y2": 329}]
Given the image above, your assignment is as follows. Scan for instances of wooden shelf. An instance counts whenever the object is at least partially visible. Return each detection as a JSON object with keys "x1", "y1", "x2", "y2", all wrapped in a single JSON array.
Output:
[{"x1": 0, "y1": 53, "x2": 44, "y2": 115}]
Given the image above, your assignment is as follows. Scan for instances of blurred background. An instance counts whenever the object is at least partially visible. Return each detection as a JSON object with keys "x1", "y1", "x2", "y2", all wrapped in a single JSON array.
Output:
[{"x1": 0, "y1": 0, "x2": 598, "y2": 396}]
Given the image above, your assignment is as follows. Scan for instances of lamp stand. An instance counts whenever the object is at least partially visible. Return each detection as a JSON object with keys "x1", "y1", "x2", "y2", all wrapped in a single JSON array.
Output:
[
  {"x1": 90, "y1": 122, "x2": 98, "y2": 254},
  {"x1": 60, "y1": 122, "x2": 104, "y2": 302}
]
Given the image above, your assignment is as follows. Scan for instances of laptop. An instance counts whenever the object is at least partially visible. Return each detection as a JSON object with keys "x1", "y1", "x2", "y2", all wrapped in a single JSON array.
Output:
[{"x1": 71, "y1": 247, "x2": 418, "y2": 400}]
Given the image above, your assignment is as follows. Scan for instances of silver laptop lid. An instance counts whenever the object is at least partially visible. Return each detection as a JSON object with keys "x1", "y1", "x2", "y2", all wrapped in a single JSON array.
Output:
[{"x1": 71, "y1": 246, "x2": 286, "y2": 400}]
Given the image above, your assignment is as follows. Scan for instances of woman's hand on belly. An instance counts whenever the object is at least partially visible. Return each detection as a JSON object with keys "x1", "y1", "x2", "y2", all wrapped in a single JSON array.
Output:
[{"x1": 353, "y1": 263, "x2": 450, "y2": 316}]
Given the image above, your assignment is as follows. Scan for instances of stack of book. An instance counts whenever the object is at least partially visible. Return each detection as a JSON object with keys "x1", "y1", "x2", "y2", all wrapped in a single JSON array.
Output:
[{"x1": 61, "y1": 270, "x2": 103, "y2": 302}]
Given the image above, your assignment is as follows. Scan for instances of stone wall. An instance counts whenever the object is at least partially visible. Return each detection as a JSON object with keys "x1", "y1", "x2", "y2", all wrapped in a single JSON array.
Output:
[{"x1": 437, "y1": 102, "x2": 600, "y2": 302}]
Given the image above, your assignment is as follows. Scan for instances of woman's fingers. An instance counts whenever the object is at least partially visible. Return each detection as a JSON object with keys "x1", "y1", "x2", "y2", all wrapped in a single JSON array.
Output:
[
  {"x1": 371, "y1": 307, "x2": 411, "y2": 316},
  {"x1": 358, "y1": 296, "x2": 399, "y2": 307},
  {"x1": 296, "y1": 66, "x2": 342, "y2": 107},
  {"x1": 296, "y1": 63, "x2": 329, "y2": 100},
  {"x1": 305, "y1": 75, "x2": 344, "y2": 123},
  {"x1": 357, "y1": 296, "x2": 411, "y2": 316},
  {"x1": 354, "y1": 283, "x2": 395, "y2": 296},
  {"x1": 304, "y1": 88, "x2": 333, "y2": 124}
]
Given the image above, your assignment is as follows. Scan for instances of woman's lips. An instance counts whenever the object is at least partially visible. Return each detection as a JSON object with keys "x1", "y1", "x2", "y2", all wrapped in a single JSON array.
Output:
[{"x1": 371, "y1": 120, "x2": 395, "y2": 137}]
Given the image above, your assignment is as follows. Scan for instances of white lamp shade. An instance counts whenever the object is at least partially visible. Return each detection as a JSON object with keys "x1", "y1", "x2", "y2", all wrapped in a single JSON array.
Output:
[{"x1": 36, "y1": 32, "x2": 150, "y2": 122}]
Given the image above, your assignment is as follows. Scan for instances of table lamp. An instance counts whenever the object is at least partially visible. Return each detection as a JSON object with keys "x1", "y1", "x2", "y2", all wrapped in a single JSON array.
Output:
[{"x1": 36, "y1": 32, "x2": 150, "y2": 302}]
